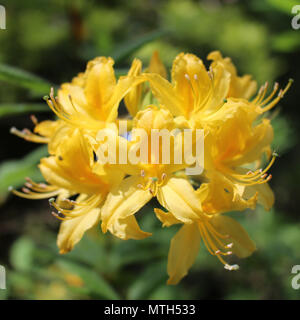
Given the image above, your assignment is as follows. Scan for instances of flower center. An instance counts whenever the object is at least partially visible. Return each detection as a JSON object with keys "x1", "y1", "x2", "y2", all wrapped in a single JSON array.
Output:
[{"x1": 137, "y1": 170, "x2": 167, "y2": 196}]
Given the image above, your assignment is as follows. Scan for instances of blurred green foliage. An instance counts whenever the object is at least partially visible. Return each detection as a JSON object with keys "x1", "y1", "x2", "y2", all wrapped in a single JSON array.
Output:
[{"x1": 0, "y1": 0, "x2": 299, "y2": 300}]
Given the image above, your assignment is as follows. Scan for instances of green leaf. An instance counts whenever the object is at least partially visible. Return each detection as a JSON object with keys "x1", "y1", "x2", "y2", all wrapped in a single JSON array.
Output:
[
  {"x1": 10, "y1": 237, "x2": 36, "y2": 272},
  {"x1": 0, "y1": 103, "x2": 49, "y2": 118},
  {"x1": 127, "y1": 261, "x2": 167, "y2": 299},
  {"x1": 0, "y1": 63, "x2": 53, "y2": 95},
  {"x1": 65, "y1": 233, "x2": 108, "y2": 273},
  {"x1": 57, "y1": 259, "x2": 120, "y2": 300},
  {"x1": 0, "y1": 145, "x2": 47, "y2": 204},
  {"x1": 112, "y1": 29, "x2": 168, "y2": 63},
  {"x1": 272, "y1": 31, "x2": 300, "y2": 52}
]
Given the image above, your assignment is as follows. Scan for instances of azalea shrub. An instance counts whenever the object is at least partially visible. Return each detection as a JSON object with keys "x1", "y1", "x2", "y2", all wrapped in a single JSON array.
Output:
[{"x1": 10, "y1": 50, "x2": 292, "y2": 284}]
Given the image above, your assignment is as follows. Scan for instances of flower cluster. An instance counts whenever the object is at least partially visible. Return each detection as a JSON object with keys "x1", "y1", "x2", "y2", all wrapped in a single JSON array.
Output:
[{"x1": 11, "y1": 51, "x2": 292, "y2": 284}]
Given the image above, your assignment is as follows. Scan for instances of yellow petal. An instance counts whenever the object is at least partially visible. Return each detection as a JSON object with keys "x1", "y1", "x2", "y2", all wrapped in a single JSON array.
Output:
[
  {"x1": 57, "y1": 207, "x2": 101, "y2": 254},
  {"x1": 243, "y1": 182, "x2": 274, "y2": 211},
  {"x1": 196, "y1": 61, "x2": 230, "y2": 115},
  {"x1": 34, "y1": 120, "x2": 62, "y2": 138},
  {"x1": 172, "y1": 53, "x2": 211, "y2": 117},
  {"x1": 124, "y1": 58, "x2": 143, "y2": 117},
  {"x1": 84, "y1": 57, "x2": 116, "y2": 118},
  {"x1": 210, "y1": 214, "x2": 256, "y2": 258},
  {"x1": 108, "y1": 215, "x2": 151, "y2": 240},
  {"x1": 167, "y1": 223, "x2": 201, "y2": 285},
  {"x1": 228, "y1": 119, "x2": 274, "y2": 167},
  {"x1": 58, "y1": 83, "x2": 89, "y2": 118},
  {"x1": 134, "y1": 105, "x2": 174, "y2": 132},
  {"x1": 208, "y1": 51, "x2": 257, "y2": 99},
  {"x1": 205, "y1": 105, "x2": 270, "y2": 168},
  {"x1": 106, "y1": 75, "x2": 146, "y2": 122},
  {"x1": 157, "y1": 177, "x2": 201, "y2": 223},
  {"x1": 231, "y1": 74, "x2": 257, "y2": 100},
  {"x1": 197, "y1": 173, "x2": 257, "y2": 214},
  {"x1": 154, "y1": 208, "x2": 181, "y2": 227},
  {"x1": 47, "y1": 123, "x2": 73, "y2": 155},
  {"x1": 101, "y1": 176, "x2": 153, "y2": 235},
  {"x1": 148, "y1": 51, "x2": 167, "y2": 79},
  {"x1": 143, "y1": 73, "x2": 184, "y2": 116},
  {"x1": 39, "y1": 129, "x2": 108, "y2": 194}
]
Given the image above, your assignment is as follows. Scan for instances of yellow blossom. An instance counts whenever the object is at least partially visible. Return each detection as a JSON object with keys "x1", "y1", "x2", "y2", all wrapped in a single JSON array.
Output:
[
  {"x1": 207, "y1": 51, "x2": 257, "y2": 100},
  {"x1": 101, "y1": 106, "x2": 201, "y2": 239},
  {"x1": 156, "y1": 174, "x2": 257, "y2": 284},
  {"x1": 12, "y1": 129, "x2": 122, "y2": 254},
  {"x1": 143, "y1": 52, "x2": 230, "y2": 127},
  {"x1": 9, "y1": 50, "x2": 292, "y2": 284}
]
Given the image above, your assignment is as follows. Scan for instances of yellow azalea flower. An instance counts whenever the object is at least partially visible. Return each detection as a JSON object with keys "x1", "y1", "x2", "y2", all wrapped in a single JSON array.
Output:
[
  {"x1": 11, "y1": 56, "x2": 148, "y2": 154},
  {"x1": 101, "y1": 106, "x2": 201, "y2": 240},
  {"x1": 143, "y1": 51, "x2": 292, "y2": 130},
  {"x1": 45, "y1": 57, "x2": 146, "y2": 130},
  {"x1": 124, "y1": 58, "x2": 143, "y2": 117},
  {"x1": 12, "y1": 129, "x2": 123, "y2": 254},
  {"x1": 207, "y1": 51, "x2": 257, "y2": 100},
  {"x1": 203, "y1": 103, "x2": 275, "y2": 210},
  {"x1": 143, "y1": 52, "x2": 231, "y2": 127},
  {"x1": 209, "y1": 50, "x2": 292, "y2": 111},
  {"x1": 156, "y1": 175, "x2": 257, "y2": 285},
  {"x1": 9, "y1": 50, "x2": 292, "y2": 285},
  {"x1": 164, "y1": 214, "x2": 256, "y2": 285}
]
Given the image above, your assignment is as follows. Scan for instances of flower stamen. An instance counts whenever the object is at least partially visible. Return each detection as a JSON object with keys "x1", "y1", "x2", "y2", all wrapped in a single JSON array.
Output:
[{"x1": 10, "y1": 126, "x2": 48, "y2": 143}]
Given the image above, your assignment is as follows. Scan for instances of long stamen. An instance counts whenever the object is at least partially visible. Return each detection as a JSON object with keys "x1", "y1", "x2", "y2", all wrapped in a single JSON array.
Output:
[
  {"x1": 11, "y1": 188, "x2": 59, "y2": 200},
  {"x1": 199, "y1": 222, "x2": 239, "y2": 271},
  {"x1": 24, "y1": 178, "x2": 57, "y2": 192},
  {"x1": 234, "y1": 154, "x2": 276, "y2": 182},
  {"x1": 252, "y1": 82, "x2": 269, "y2": 104},
  {"x1": 45, "y1": 88, "x2": 71, "y2": 122},
  {"x1": 50, "y1": 195, "x2": 102, "y2": 220},
  {"x1": 30, "y1": 115, "x2": 38, "y2": 125},
  {"x1": 51, "y1": 211, "x2": 68, "y2": 221},
  {"x1": 201, "y1": 223, "x2": 229, "y2": 256},
  {"x1": 260, "y1": 82, "x2": 279, "y2": 106},
  {"x1": 256, "y1": 82, "x2": 268, "y2": 105},
  {"x1": 68, "y1": 94, "x2": 79, "y2": 113},
  {"x1": 61, "y1": 198, "x2": 89, "y2": 207},
  {"x1": 255, "y1": 79, "x2": 293, "y2": 113},
  {"x1": 205, "y1": 220, "x2": 230, "y2": 240},
  {"x1": 225, "y1": 153, "x2": 277, "y2": 186},
  {"x1": 198, "y1": 223, "x2": 215, "y2": 256},
  {"x1": 10, "y1": 127, "x2": 48, "y2": 143},
  {"x1": 184, "y1": 72, "x2": 213, "y2": 116}
]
